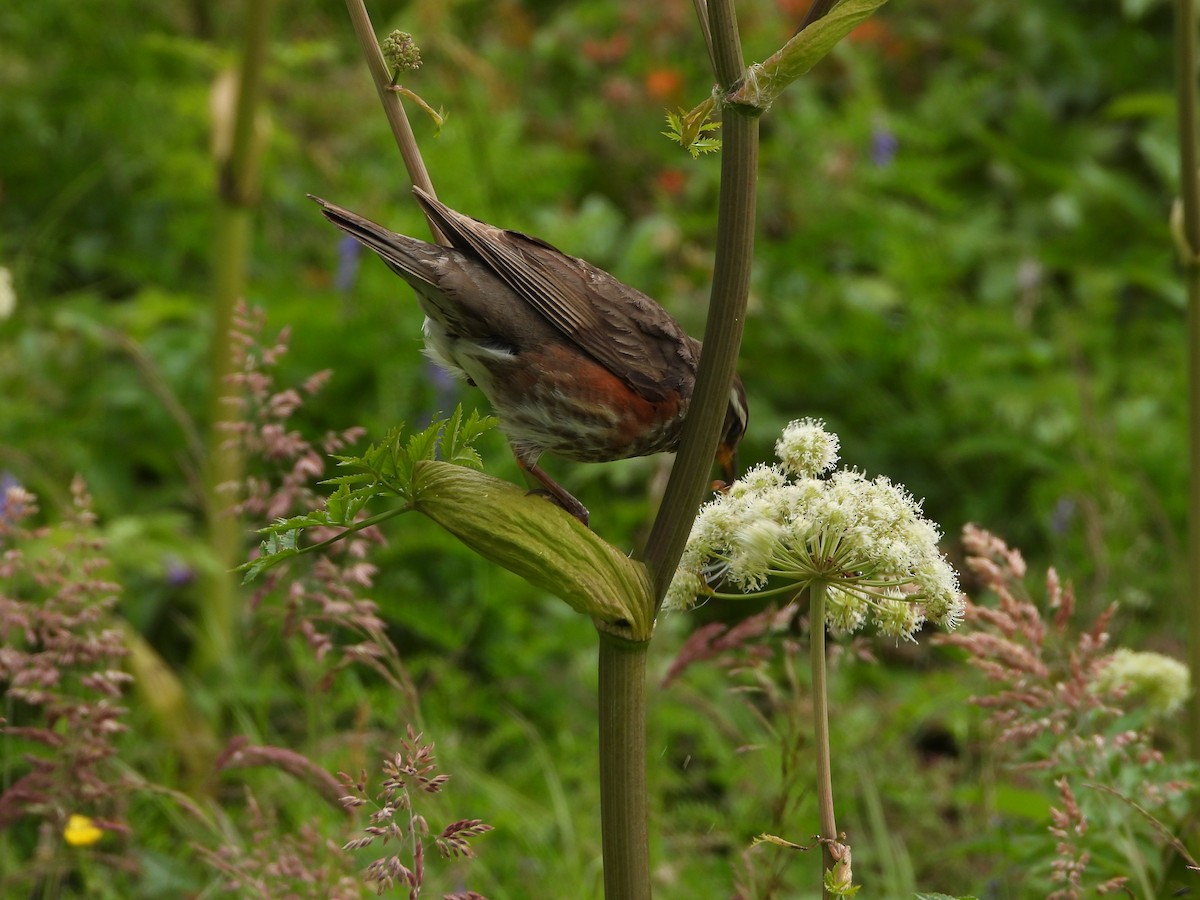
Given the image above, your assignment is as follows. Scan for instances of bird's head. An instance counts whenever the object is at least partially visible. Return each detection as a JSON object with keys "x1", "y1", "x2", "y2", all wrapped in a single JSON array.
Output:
[{"x1": 715, "y1": 375, "x2": 749, "y2": 486}]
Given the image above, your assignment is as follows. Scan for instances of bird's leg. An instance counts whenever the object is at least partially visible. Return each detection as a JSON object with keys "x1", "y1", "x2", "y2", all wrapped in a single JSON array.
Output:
[{"x1": 513, "y1": 453, "x2": 590, "y2": 527}]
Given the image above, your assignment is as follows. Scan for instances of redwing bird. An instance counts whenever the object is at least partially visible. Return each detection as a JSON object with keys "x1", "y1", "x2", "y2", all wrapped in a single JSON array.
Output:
[{"x1": 311, "y1": 188, "x2": 748, "y2": 525}]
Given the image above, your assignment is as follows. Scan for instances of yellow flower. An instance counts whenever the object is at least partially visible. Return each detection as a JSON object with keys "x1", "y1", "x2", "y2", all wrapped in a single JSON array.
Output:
[{"x1": 63, "y1": 814, "x2": 103, "y2": 847}]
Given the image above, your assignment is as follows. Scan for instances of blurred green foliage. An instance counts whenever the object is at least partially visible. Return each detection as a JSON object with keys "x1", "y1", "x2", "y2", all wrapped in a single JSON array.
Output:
[{"x1": 0, "y1": 0, "x2": 1190, "y2": 896}]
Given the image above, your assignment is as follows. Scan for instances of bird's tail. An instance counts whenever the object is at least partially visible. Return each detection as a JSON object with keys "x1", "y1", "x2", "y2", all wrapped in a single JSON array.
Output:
[{"x1": 308, "y1": 194, "x2": 437, "y2": 288}]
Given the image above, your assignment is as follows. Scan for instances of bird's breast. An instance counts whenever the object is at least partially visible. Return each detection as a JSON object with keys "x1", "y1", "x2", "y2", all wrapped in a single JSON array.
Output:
[{"x1": 422, "y1": 326, "x2": 687, "y2": 463}]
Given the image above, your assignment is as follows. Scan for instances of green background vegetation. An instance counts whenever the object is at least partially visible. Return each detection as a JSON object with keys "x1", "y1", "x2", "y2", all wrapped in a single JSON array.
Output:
[{"x1": 0, "y1": 0, "x2": 1190, "y2": 896}]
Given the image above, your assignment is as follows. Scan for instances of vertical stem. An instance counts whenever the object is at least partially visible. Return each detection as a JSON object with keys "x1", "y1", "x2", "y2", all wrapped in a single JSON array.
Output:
[
  {"x1": 204, "y1": 204, "x2": 250, "y2": 667},
  {"x1": 597, "y1": 630, "x2": 651, "y2": 900},
  {"x1": 642, "y1": 0, "x2": 759, "y2": 601},
  {"x1": 604, "y1": 0, "x2": 756, "y2": 891},
  {"x1": 203, "y1": 0, "x2": 275, "y2": 672},
  {"x1": 1177, "y1": 0, "x2": 1200, "y2": 761},
  {"x1": 809, "y1": 583, "x2": 837, "y2": 898}
]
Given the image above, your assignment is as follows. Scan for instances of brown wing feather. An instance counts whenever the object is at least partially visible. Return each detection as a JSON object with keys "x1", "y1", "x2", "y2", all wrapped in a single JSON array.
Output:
[{"x1": 413, "y1": 187, "x2": 697, "y2": 404}]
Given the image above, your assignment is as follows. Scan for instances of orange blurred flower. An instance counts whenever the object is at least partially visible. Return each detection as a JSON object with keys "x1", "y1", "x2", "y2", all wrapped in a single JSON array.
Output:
[
  {"x1": 644, "y1": 68, "x2": 684, "y2": 103},
  {"x1": 656, "y1": 168, "x2": 687, "y2": 196}
]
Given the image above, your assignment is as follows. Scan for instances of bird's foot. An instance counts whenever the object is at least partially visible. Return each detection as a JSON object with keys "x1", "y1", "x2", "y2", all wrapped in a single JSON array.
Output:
[
  {"x1": 515, "y1": 455, "x2": 590, "y2": 527},
  {"x1": 525, "y1": 488, "x2": 590, "y2": 527}
]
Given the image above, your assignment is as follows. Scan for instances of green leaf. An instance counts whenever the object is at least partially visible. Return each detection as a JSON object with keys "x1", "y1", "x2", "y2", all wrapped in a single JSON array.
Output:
[
  {"x1": 404, "y1": 420, "x2": 441, "y2": 468},
  {"x1": 728, "y1": 0, "x2": 890, "y2": 110},
  {"x1": 343, "y1": 485, "x2": 377, "y2": 521},
  {"x1": 441, "y1": 406, "x2": 497, "y2": 468},
  {"x1": 321, "y1": 470, "x2": 376, "y2": 487},
  {"x1": 325, "y1": 483, "x2": 346, "y2": 521},
  {"x1": 238, "y1": 407, "x2": 498, "y2": 581},
  {"x1": 662, "y1": 103, "x2": 722, "y2": 158},
  {"x1": 258, "y1": 512, "x2": 333, "y2": 534},
  {"x1": 322, "y1": 482, "x2": 378, "y2": 525},
  {"x1": 239, "y1": 528, "x2": 303, "y2": 581}
]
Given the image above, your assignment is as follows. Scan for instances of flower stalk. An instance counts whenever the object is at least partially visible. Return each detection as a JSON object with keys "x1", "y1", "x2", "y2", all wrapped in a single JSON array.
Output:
[
  {"x1": 342, "y1": 2, "x2": 437, "y2": 202},
  {"x1": 641, "y1": 0, "x2": 758, "y2": 604},
  {"x1": 809, "y1": 582, "x2": 840, "y2": 896}
]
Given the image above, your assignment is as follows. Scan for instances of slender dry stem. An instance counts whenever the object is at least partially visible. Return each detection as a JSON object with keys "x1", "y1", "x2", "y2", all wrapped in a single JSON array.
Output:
[{"x1": 341, "y1": 0, "x2": 443, "y2": 242}]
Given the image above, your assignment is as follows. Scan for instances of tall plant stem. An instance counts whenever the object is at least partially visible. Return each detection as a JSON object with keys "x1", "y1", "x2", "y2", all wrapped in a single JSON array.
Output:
[
  {"x1": 641, "y1": 0, "x2": 758, "y2": 602},
  {"x1": 203, "y1": 0, "x2": 275, "y2": 672},
  {"x1": 597, "y1": 630, "x2": 651, "y2": 900},
  {"x1": 1176, "y1": 0, "x2": 1200, "y2": 761},
  {"x1": 809, "y1": 583, "x2": 838, "y2": 898},
  {"x1": 596, "y1": 0, "x2": 757, "y2": 890},
  {"x1": 597, "y1": 0, "x2": 757, "y2": 892}
]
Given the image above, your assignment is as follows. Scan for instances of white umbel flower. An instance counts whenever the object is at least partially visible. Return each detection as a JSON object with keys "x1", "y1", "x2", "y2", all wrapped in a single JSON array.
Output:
[
  {"x1": 667, "y1": 420, "x2": 962, "y2": 640},
  {"x1": 1096, "y1": 649, "x2": 1191, "y2": 717}
]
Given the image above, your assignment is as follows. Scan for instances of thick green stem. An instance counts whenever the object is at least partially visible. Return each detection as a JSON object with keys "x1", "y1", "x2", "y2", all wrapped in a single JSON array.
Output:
[
  {"x1": 641, "y1": 0, "x2": 758, "y2": 603},
  {"x1": 602, "y1": 0, "x2": 757, "y2": 892},
  {"x1": 809, "y1": 583, "x2": 837, "y2": 898},
  {"x1": 597, "y1": 630, "x2": 651, "y2": 900},
  {"x1": 203, "y1": 0, "x2": 274, "y2": 672},
  {"x1": 1177, "y1": 0, "x2": 1200, "y2": 763}
]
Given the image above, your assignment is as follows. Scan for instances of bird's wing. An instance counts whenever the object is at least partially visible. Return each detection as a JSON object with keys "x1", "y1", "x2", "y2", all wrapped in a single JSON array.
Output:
[
  {"x1": 310, "y1": 194, "x2": 543, "y2": 347},
  {"x1": 413, "y1": 188, "x2": 696, "y2": 402}
]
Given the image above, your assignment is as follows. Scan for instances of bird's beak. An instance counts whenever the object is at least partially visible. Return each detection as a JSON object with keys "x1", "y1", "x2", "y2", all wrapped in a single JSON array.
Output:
[{"x1": 715, "y1": 441, "x2": 738, "y2": 488}]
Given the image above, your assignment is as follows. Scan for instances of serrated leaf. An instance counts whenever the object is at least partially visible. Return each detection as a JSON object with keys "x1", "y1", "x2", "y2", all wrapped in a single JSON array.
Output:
[
  {"x1": 239, "y1": 529, "x2": 303, "y2": 582},
  {"x1": 463, "y1": 407, "x2": 495, "y2": 437},
  {"x1": 326, "y1": 484, "x2": 347, "y2": 521},
  {"x1": 320, "y1": 472, "x2": 376, "y2": 487},
  {"x1": 663, "y1": 103, "x2": 722, "y2": 157},
  {"x1": 239, "y1": 547, "x2": 300, "y2": 581},
  {"x1": 343, "y1": 485, "x2": 378, "y2": 520},
  {"x1": 323, "y1": 483, "x2": 378, "y2": 525},
  {"x1": 405, "y1": 421, "x2": 441, "y2": 465},
  {"x1": 437, "y1": 405, "x2": 466, "y2": 459},
  {"x1": 240, "y1": 407, "x2": 499, "y2": 580},
  {"x1": 356, "y1": 426, "x2": 406, "y2": 483},
  {"x1": 267, "y1": 530, "x2": 298, "y2": 553},
  {"x1": 441, "y1": 406, "x2": 496, "y2": 468},
  {"x1": 258, "y1": 513, "x2": 332, "y2": 534}
]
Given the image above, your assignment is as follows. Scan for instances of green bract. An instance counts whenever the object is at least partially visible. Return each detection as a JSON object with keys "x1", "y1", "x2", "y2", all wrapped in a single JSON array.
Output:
[{"x1": 412, "y1": 462, "x2": 655, "y2": 639}]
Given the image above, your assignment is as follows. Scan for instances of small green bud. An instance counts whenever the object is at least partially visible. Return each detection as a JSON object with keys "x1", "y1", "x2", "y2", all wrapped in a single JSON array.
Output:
[{"x1": 381, "y1": 30, "x2": 422, "y2": 73}]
